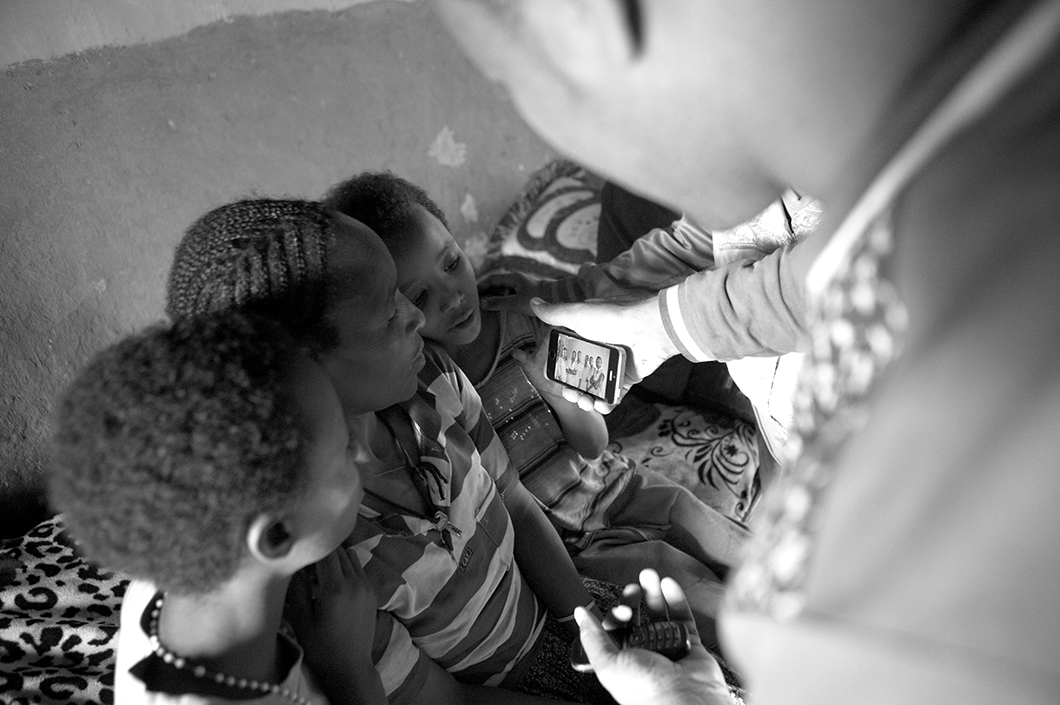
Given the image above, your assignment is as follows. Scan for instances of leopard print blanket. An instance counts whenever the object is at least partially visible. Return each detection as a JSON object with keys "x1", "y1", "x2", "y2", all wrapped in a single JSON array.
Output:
[{"x1": 0, "y1": 516, "x2": 126, "y2": 705}]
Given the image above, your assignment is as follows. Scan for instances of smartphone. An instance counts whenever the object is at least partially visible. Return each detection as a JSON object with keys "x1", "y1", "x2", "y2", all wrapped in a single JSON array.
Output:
[
  {"x1": 569, "y1": 621, "x2": 692, "y2": 673},
  {"x1": 544, "y1": 327, "x2": 627, "y2": 405}
]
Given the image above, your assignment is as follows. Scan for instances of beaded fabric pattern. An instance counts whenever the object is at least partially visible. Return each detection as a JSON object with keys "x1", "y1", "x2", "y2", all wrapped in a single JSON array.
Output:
[{"x1": 727, "y1": 210, "x2": 908, "y2": 618}]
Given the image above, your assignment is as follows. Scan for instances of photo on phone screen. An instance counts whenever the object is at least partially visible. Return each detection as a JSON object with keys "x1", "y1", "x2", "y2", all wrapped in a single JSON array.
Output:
[{"x1": 544, "y1": 328, "x2": 627, "y2": 405}]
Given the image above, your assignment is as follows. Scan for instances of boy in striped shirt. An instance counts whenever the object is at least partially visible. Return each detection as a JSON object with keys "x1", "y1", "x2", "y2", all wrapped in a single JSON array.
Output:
[{"x1": 166, "y1": 198, "x2": 616, "y2": 704}]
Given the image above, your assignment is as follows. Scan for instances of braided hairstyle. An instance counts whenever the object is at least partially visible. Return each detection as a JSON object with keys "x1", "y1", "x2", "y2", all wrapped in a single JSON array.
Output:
[
  {"x1": 50, "y1": 312, "x2": 305, "y2": 595},
  {"x1": 166, "y1": 199, "x2": 340, "y2": 350},
  {"x1": 322, "y1": 171, "x2": 448, "y2": 251}
]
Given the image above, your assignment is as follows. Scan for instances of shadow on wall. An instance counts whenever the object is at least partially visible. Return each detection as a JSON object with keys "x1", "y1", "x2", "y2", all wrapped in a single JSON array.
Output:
[{"x1": 0, "y1": 1, "x2": 556, "y2": 538}]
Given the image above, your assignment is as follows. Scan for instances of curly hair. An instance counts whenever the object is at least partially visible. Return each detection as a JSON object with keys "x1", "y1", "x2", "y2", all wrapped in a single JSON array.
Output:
[
  {"x1": 166, "y1": 198, "x2": 342, "y2": 350},
  {"x1": 49, "y1": 312, "x2": 306, "y2": 595},
  {"x1": 322, "y1": 171, "x2": 448, "y2": 250}
]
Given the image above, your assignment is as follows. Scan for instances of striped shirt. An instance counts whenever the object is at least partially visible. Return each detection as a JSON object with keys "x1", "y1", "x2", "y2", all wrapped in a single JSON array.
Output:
[{"x1": 347, "y1": 345, "x2": 546, "y2": 703}]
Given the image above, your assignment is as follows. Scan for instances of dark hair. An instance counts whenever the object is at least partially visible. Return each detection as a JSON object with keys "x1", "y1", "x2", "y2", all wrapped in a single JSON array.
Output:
[
  {"x1": 166, "y1": 199, "x2": 341, "y2": 351},
  {"x1": 322, "y1": 171, "x2": 448, "y2": 249},
  {"x1": 49, "y1": 312, "x2": 305, "y2": 595}
]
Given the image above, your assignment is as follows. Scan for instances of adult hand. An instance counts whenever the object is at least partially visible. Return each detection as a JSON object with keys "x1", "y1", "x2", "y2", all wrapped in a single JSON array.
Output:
[
  {"x1": 529, "y1": 296, "x2": 681, "y2": 413},
  {"x1": 574, "y1": 569, "x2": 730, "y2": 705}
]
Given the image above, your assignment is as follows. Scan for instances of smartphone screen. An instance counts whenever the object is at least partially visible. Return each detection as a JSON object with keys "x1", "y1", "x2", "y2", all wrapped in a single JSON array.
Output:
[{"x1": 545, "y1": 328, "x2": 626, "y2": 405}]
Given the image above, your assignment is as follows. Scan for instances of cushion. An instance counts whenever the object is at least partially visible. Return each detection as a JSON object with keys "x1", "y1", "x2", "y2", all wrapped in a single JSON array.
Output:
[{"x1": 479, "y1": 159, "x2": 601, "y2": 281}]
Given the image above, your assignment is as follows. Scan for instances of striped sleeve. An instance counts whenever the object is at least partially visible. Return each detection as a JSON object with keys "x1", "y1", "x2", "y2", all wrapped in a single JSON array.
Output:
[
  {"x1": 371, "y1": 610, "x2": 431, "y2": 704},
  {"x1": 657, "y1": 245, "x2": 811, "y2": 362}
]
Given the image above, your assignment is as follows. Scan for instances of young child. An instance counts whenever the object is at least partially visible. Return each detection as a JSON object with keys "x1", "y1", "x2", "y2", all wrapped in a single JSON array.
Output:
[
  {"x1": 322, "y1": 172, "x2": 751, "y2": 648},
  {"x1": 48, "y1": 311, "x2": 386, "y2": 704},
  {"x1": 165, "y1": 198, "x2": 617, "y2": 704}
]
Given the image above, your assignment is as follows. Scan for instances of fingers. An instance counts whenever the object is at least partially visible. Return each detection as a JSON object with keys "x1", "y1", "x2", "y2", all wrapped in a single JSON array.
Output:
[
  {"x1": 602, "y1": 581, "x2": 641, "y2": 630},
  {"x1": 335, "y1": 545, "x2": 363, "y2": 580},
  {"x1": 658, "y1": 576, "x2": 701, "y2": 644},
  {"x1": 638, "y1": 569, "x2": 669, "y2": 619},
  {"x1": 529, "y1": 297, "x2": 574, "y2": 327},
  {"x1": 574, "y1": 606, "x2": 621, "y2": 669},
  {"x1": 315, "y1": 549, "x2": 343, "y2": 591},
  {"x1": 560, "y1": 386, "x2": 581, "y2": 404},
  {"x1": 287, "y1": 568, "x2": 312, "y2": 611},
  {"x1": 477, "y1": 271, "x2": 528, "y2": 293},
  {"x1": 480, "y1": 293, "x2": 534, "y2": 315},
  {"x1": 593, "y1": 399, "x2": 618, "y2": 415}
]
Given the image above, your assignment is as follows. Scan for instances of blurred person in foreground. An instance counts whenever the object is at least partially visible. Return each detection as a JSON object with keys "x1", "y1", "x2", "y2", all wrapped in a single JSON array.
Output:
[{"x1": 431, "y1": 0, "x2": 1060, "y2": 703}]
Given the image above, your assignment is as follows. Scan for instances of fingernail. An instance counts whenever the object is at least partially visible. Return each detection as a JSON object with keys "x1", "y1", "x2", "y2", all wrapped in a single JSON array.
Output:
[
  {"x1": 529, "y1": 297, "x2": 545, "y2": 307},
  {"x1": 573, "y1": 607, "x2": 587, "y2": 625}
]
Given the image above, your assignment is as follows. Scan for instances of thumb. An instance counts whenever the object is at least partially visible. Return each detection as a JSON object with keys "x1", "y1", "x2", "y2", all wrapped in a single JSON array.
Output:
[
  {"x1": 575, "y1": 606, "x2": 620, "y2": 669},
  {"x1": 528, "y1": 297, "x2": 563, "y2": 325}
]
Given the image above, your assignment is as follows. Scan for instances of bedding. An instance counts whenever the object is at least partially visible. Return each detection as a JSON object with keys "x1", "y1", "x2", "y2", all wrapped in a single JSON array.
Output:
[
  {"x1": 0, "y1": 516, "x2": 126, "y2": 705},
  {"x1": 0, "y1": 159, "x2": 760, "y2": 704}
]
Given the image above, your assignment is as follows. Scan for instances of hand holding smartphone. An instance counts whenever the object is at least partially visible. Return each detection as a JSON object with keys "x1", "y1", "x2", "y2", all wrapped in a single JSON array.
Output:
[{"x1": 544, "y1": 327, "x2": 627, "y2": 406}]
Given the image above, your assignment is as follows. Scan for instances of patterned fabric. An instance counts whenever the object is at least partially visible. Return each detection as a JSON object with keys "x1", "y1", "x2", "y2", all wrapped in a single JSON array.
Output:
[
  {"x1": 477, "y1": 310, "x2": 637, "y2": 539},
  {"x1": 115, "y1": 580, "x2": 328, "y2": 705},
  {"x1": 479, "y1": 160, "x2": 761, "y2": 522},
  {"x1": 0, "y1": 515, "x2": 127, "y2": 705},
  {"x1": 480, "y1": 159, "x2": 600, "y2": 301},
  {"x1": 347, "y1": 344, "x2": 546, "y2": 701},
  {"x1": 727, "y1": 211, "x2": 907, "y2": 618},
  {"x1": 608, "y1": 407, "x2": 761, "y2": 523}
]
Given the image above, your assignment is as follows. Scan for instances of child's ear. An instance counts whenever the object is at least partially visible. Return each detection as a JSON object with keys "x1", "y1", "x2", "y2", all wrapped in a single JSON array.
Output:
[
  {"x1": 523, "y1": 0, "x2": 638, "y2": 85},
  {"x1": 247, "y1": 514, "x2": 295, "y2": 563}
]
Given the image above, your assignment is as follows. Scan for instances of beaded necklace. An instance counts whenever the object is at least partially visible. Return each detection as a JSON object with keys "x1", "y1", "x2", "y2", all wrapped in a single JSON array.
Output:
[{"x1": 146, "y1": 593, "x2": 312, "y2": 705}]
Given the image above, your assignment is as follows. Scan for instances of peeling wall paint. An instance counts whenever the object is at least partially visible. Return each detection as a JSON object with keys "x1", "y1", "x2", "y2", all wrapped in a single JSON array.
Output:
[
  {"x1": 460, "y1": 192, "x2": 479, "y2": 223},
  {"x1": 0, "y1": 1, "x2": 556, "y2": 537},
  {"x1": 428, "y1": 125, "x2": 469, "y2": 167}
]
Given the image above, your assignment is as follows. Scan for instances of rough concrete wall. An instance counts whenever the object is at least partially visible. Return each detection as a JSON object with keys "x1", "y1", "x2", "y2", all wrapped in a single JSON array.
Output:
[{"x1": 0, "y1": 0, "x2": 555, "y2": 537}]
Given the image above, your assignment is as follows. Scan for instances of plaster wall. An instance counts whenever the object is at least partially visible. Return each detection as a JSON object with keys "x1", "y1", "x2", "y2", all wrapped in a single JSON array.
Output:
[{"x1": 0, "y1": 0, "x2": 555, "y2": 536}]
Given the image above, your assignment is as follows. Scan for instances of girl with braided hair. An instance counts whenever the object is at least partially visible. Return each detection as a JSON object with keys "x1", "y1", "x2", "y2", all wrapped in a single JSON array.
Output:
[{"x1": 165, "y1": 198, "x2": 622, "y2": 705}]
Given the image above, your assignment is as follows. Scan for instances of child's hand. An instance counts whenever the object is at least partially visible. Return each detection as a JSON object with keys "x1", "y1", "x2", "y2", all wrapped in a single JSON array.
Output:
[
  {"x1": 512, "y1": 343, "x2": 599, "y2": 419},
  {"x1": 478, "y1": 271, "x2": 545, "y2": 315},
  {"x1": 286, "y1": 547, "x2": 377, "y2": 668}
]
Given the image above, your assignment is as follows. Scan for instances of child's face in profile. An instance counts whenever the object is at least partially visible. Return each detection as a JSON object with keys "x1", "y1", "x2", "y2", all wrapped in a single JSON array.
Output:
[
  {"x1": 287, "y1": 353, "x2": 365, "y2": 562},
  {"x1": 388, "y1": 205, "x2": 481, "y2": 347},
  {"x1": 318, "y1": 214, "x2": 426, "y2": 414}
]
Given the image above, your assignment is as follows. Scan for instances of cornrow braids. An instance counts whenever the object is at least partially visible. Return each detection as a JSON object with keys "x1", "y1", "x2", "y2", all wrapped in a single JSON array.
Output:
[
  {"x1": 50, "y1": 312, "x2": 304, "y2": 595},
  {"x1": 166, "y1": 199, "x2": 338, "y2": 348},
  {"x1": 322, "y1": 171, "x2": 449, "y2": 250}
]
